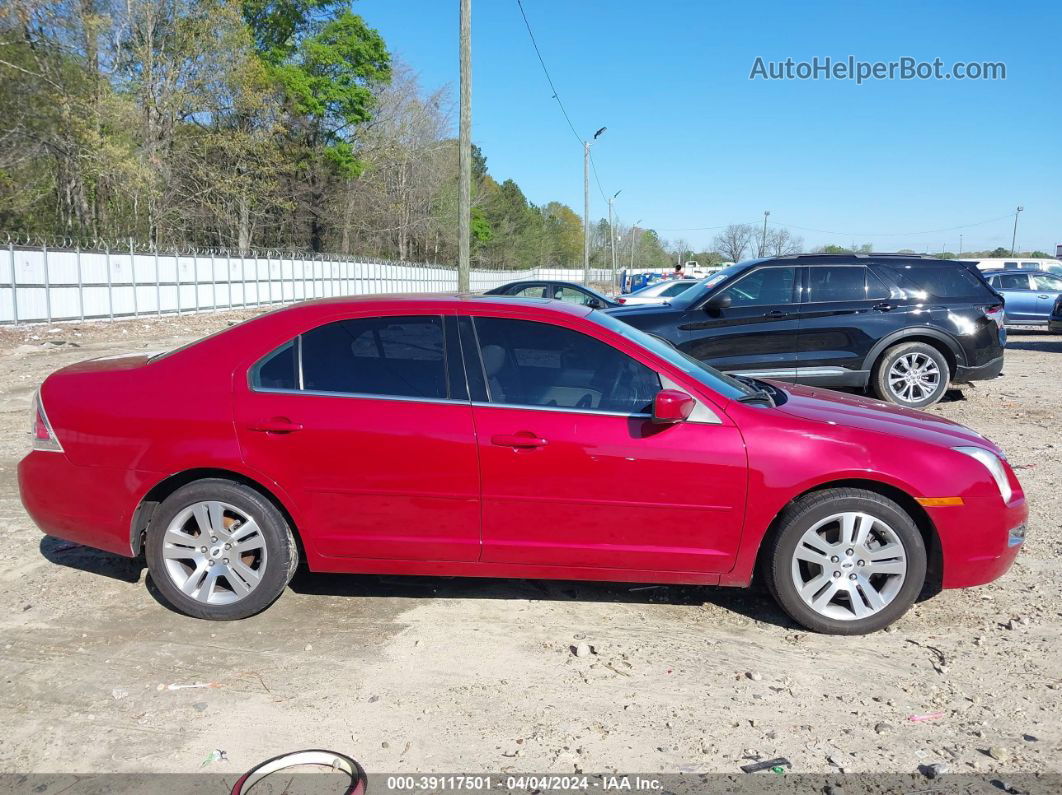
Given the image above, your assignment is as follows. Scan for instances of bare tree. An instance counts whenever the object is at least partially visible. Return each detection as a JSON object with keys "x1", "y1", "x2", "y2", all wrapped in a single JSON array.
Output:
[
  {"x1": 765, "y1": 227, "x2": 804, "y2": 256},
  {"x1": 713, "y1": 224, "x2": 755, "y2": 262}
]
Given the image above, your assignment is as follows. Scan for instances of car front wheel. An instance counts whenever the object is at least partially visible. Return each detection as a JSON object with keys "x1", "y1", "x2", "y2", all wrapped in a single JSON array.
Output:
[
  {"x1": 145, "y1": 479, "x2": 297, "y2": 620},
  {"x1": 872, "y1": 341, "x2": 950, "y2": 408},
  {"x1": 765, "y1": 488, "x2": 926, "y2": 634}
]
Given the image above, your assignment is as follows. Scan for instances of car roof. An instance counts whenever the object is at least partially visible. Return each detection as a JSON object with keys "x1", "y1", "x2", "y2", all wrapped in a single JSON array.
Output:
[
  {"x1": 264, "y1": 291, "x2": 595, "y2": 318},
  {"x1": 753, "y1": 253, "x2": 980, "y2": 266},
  {"x1": 982, "y1": 269, "x2": 1054, "y2": 276}
]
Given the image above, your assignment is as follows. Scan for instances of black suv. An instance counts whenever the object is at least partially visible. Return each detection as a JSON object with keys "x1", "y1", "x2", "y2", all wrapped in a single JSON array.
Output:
[{"x1": 606, "y1": 254, "x2": 1006, "y2": 407}]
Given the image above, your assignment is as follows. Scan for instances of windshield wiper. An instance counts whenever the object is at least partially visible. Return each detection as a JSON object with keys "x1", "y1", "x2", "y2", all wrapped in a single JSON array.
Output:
[
  {"x1": 736, "y1": 389, "x2": 775, "y2": 407},
  {"x1": 734, "y1": 375, "x2": 776, "y2": 407}
]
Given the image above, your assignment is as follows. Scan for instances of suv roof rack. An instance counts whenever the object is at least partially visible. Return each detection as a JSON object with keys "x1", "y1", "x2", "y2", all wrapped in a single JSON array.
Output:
[{"x1": 788, "y1": 252, "x2": 949, "y2": 260}]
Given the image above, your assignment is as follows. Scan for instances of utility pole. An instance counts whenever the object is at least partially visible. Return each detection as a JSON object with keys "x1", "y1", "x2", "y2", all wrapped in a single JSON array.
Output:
[
  {"x1": 959, "y1": 233, "x2": 963, "y2": 256},
  {"x1": 761, "y1": 210, "x2": 770, "y2": 256},
  {"x1": 629, "y1": 218, "x2": 641, "y2": 269},
  {"x1": 583, "y1": 127, "x2": 606, "y2": 284},
  {"x1": 457, "y1": 0, "x2": 471, "y2": 291},
  {"x1": 1010, "y1": 205, "x2": 1023, "y2": 255},
  {"x1": 608, "y1": 189, "x2": 621, "y2": 291}
]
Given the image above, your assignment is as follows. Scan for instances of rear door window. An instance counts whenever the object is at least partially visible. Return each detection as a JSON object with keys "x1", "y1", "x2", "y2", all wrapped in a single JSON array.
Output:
[
  {"x1": 513, "y1": 285, "x2": 547, "y2": 298},
  {"x1": 806, "y1": 266, "x2": 872, "y2": 302},
  {"x1": 251, "y1": 316, "x2": 450, "y2": 400},
  {"x1": 996, "y1": 273, "x2": 1032, "y2": 290},
  {"x1": 875, "y1": 264, "x2": 996, "y2": 301}
]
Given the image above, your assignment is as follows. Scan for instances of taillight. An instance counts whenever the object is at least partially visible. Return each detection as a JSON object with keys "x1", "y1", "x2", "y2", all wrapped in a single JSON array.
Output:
[
  {"x1": 30, "y1": 391, "x2": 63, "y2": 452},
  {"x1": 616, "y1": 297, "x2": 626, "y2": 304},
  {"x1": 985, "y1": 304, "x2": 1005, "y2": 329}
]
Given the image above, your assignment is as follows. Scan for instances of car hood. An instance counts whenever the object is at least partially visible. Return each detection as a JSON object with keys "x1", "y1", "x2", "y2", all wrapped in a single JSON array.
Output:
[
  {"x1": 770, "y1": 381, "x2": 1002, "y2": 454},
  {"x1": 604, "y1": 303, "x2": 675, "y2": 319}
]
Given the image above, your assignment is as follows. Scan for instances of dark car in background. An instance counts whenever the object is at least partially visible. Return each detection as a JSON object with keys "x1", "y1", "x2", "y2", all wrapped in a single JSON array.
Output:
[
  {"x1": 982, "y1": 270, "x2": 1062, "y2": 331},
  {"x1": 485, "y1": 280, "x2": 619, "y2": 308},
  {"x1": 606, "y1": 254, "x2": 1006, "y2": 408},
  {"x1": 1051, "y1": 297, "x2": 1062, "y2": 334}
]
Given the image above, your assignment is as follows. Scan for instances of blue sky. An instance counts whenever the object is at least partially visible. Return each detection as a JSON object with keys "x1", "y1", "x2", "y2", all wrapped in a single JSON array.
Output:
[{"x1": 356, "y1": 0, "x2": 1060, "y2": 254}]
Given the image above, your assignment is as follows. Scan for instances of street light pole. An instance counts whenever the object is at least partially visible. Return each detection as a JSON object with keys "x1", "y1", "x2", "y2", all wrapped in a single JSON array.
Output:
[
  {"x1": 583, "y1": 126, "x2": 606, "y2": 285},
  {"x1": 1010, "y1": 205, "x2": 1023, "y2": 255},
  {"x1": 608, "y1": 189, "x2": 621, "y2": 290},
  {"x1": 761, "y1": 210, "x2": 770, "y2": 256},
  {"x1": 457, "y1": 0, "x2": 471, "y2": 291}
]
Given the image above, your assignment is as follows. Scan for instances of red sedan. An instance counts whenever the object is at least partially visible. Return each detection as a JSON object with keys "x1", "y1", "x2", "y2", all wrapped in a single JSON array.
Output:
[{"x1": 18, "y1": 295, "x2": 1027, "y2": 634}]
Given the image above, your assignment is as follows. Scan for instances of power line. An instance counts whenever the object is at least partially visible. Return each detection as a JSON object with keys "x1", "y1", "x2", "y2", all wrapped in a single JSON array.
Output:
[
  {"x1": 655, "y1": 213, "x2": 1018, "y2": 238},
  {"x1": 777, "y1": 213, "x2": 1017, "y2": 238},
  {"x1": 515, "y1": 0, "x2": 582, "y2": 146},
  {"x1": 588, "y1": 151, "x2": 609, "y2": 204}
]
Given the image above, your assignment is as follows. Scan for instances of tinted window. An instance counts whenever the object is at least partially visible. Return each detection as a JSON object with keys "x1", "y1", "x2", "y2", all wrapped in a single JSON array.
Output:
[
  {"x1": 300, "y1": 316, "x2": 447, "y2": 399},
  {"x1": 866, "y1": 269, "x2": 890, "y2": 299},
  {"x1": 806, "y1": 267, "x2": 869, "y2": 302},
  {"x1": 661, "y1": 281, "x2": 695, "y2": 297},
  {"x1": 591, "y1": 311, "x2": 755, "y2": 402},
  {"x1": 997, "y1": 273, "x2": 1031, "y2": 290},
  {"x1": 875, "y1": 264, "x2": 994, "y2": 301},
  {"x1": 252, "y1": 340, "x2": 297, "y2": 390},
  {"x1": 553, "y1": 286, "x2": 595, "y2": 305},
  {"x1": 474, "y1": 317, "x2": 660, "y2": 414},
  {"x1": 719, "y1": 266, "x2": 797, "y2": 307},
  {"x1": 513, "y1": 285, "x2": 546, "y2": 298},
  {"x1": 1032, "y1": 274, "x2": 1062, "y2": 291}
]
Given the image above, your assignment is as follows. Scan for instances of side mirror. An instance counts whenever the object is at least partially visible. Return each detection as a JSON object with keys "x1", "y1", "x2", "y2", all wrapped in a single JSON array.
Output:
[
  {"x1": 587, "y1": 298, "x2": 605, "y2": 309},
  {"x1": 705, "y1": 292, "x2": 732, "y2": 312},
  {"x1": 651, "y1": 389, "x2": 695, "y2": 425}
]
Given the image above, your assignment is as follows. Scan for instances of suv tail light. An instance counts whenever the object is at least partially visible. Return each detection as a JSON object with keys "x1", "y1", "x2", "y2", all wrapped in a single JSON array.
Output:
[
  {"x1": 31, "y1": 391, "x2": 63, "y2": 452},
  {"x1": 985, "y1": 304, "x2": 1005, "y2": 329}
]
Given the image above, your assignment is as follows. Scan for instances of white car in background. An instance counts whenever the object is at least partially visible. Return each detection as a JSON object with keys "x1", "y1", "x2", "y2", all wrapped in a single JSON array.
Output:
[{"x1": 620, "y1": 278, "x2": 700, "y2": 305}]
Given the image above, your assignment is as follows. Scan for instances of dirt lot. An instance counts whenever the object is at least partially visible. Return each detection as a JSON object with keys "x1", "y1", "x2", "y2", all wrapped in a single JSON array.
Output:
[{"x1": 0, "y1": 311, "x2": 1059, "y2": 781}]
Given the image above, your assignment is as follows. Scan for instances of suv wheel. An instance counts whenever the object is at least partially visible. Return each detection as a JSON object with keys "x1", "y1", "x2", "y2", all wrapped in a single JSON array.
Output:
[
  {"x1": 145, "y1": 479, "x2": 297, "y2": 620},
  {"x1": 765, "y1": 488, "x2": 927, "y2": 635},
  {"x1": 872, "y1": 341, "x2": 949, "y2": 408}
]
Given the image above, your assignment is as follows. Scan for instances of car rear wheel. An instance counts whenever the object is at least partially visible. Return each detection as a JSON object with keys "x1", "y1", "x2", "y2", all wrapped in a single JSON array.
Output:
[
  {"x1": 872, "y1": 341, "x2": 950, "y2": 408},
  {"x1": 145, "y1": 479, "x2": 297, "y2": 620},
  {"x1": 765, "y1": 488, "x2": 926, "y2": 635}
]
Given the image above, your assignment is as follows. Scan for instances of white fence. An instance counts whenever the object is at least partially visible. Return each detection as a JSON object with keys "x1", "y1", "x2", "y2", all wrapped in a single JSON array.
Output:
[{"x1": 1, "y1": 244, "x2": 613, "y2": 324}]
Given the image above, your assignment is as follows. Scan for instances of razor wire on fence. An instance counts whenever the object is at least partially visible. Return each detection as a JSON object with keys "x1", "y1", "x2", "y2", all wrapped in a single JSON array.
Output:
[{"x1": 1, "y1": 234, "x2": 612, "y2": 325}]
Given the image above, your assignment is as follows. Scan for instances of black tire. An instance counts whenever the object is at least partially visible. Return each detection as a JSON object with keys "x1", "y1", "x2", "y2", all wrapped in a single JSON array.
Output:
[
  {"x1": 764, "y1": 488, "x2": 926, "y2": 635},
  {"x1": 871, "y1": 341, "x2": 950, "y2": 408},
  {"x1": 145, "y1": 478, "x2": 297, "y2": 620}
]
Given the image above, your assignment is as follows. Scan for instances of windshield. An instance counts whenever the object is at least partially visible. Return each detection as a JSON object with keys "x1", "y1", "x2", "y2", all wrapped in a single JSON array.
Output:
[
  {"x1": 591, "y1": 311, "x2": 755, "y2": 400},
  {"x1": 667, "y1": 260, "x2": 759, "y2": 308}
]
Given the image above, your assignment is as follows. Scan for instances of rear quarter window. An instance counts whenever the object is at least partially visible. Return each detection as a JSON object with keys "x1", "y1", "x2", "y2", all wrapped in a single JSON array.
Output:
[{"x1": 874, "y1": 263, "x2": 995, "y2": 302}]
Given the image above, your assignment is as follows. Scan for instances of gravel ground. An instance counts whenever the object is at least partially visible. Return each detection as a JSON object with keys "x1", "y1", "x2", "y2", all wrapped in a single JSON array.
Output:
[{"x1": 0, "y1": 311, "x2": 1059, "y2": 781}]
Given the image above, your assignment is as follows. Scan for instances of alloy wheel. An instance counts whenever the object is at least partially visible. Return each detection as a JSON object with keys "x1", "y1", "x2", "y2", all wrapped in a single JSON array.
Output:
[
  {"x1": 161, "y1": 501, "x2": 268, "y2": 605},
  {"x1": 789, "y1": 511, "x2": 908, "y2": 621},
  {"x1": 887, "y1": 352, "x2": 941, "y2": 403}
]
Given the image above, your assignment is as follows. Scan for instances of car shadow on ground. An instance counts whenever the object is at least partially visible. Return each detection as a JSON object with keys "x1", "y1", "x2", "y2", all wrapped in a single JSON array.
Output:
[
  {"x1": 288, "y1": 570, "x2": 802, "y2": 630},
  {"x1": 38, "y1": 535, "x2": 142, "y2": 583},
  {"x1": 1004, "y1": 336, "x2": 1062, "y2": 353},
  {"x1": 42, "y1": 538, "x2": 942, "y2": 630}
]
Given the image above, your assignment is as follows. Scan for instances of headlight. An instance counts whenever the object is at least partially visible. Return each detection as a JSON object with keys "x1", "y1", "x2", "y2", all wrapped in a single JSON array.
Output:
[{"x1": 953, "y1": 446, "x2": 1012, "y2": 503}]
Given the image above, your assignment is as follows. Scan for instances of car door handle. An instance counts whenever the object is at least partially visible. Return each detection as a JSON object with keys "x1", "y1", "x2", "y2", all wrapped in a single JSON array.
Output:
[
  {"x1": 873, "y1": 302, "x2": 895, "y2": 312},
  {"x1": 491, "y1": 432, "x2": 548, "y2": 449},
  {"x1": 1038, "y1": 294, "x2": 1050, "y2": 299},
  {"x1": 763, "y1": 310, "x2": 788, "y2": 319},
  {"x1": 248, "y1": 417, "x2": 303, "y2": 434}
]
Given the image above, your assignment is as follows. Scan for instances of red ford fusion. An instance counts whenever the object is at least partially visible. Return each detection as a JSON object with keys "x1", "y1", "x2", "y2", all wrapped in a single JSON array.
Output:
[{"x1": 18, "y1": 295, "x2": 1027, "y2": 633}]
